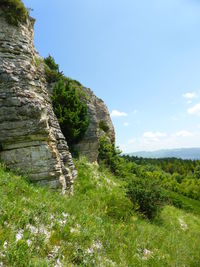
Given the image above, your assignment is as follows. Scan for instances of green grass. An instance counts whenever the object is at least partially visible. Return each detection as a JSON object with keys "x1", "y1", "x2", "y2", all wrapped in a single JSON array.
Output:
[
  {"x1": 0, "y1": 158, "x2": 200, "y2": 266},
  {"x1": 0, "y1": 0, "x2": 28, "y2": 26},
  {"x1": 167, "y1": 190, "x2": 200, "y2": 215}
]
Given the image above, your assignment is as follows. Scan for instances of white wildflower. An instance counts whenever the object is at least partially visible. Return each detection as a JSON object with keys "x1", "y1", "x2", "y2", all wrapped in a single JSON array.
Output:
[
  {"x1": 178, "y1": 218, "x2": 188, "y2": 231},
  {"x1": 86, "y1": 240, "x2": 103, "y2": 255},
  {"x1": 39, "y1": 225, "x2": 51, "y2": 242},
  {"x1": 50, "y1": 214, "x2": 55, "y2": 220},
  {"x1": 62, "y1": 212, "x2": 69, "y2": 218},
  {"x1": 54, "y1": 258, "x2": 62, "y2": 267},
  {"x1": 70, "y1": 228, "x2": 79, "y2": 234},
  {"x1": 26, "y1": 239, "x2": 32, "y2": 247},
  {"x1": 34, "y1": 216, "x2": 39, "y2": 223},
  {"x1": 3, "y1": 242, "x2": 7, "y2": 250},
  {"x1": 26, "y1": 224, "x2": 38, "y2": 234},
  {"x1": 16, "y1": 229, "x2": 24, "y2": 241},
  {"x1": 70, "y1": 224, "x2": 81, "y2": 234},
  {"x1": 142, "y1": 249, "x2": 153, "y2": 260},
  {"x1": 0, "y1": 251, "x2": 5, "y2": 258},
  {"x1": 26, "y1": 224, "x2": 50, "y2": 242},
  {"x1": 0, "y1": 261, "x2": 3, "y2": 267},
  {"x1": 58, "y1": 219, "x2": 66, "y2": 226},
  {"x1": 48, "y1": 246, "x2": 60, "y2": 258},
  {"x1": 93, "y1": 241, "x2": 102, "y2": 250},
  {"x1": 98, "y1": 256, "x2": 116, "y2": 267},
  {"x1": 86, "y1": 247, "x2": 94, "y2": 255}
]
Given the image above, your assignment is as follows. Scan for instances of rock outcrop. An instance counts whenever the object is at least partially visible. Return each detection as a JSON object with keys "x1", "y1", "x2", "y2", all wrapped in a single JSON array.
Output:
[
  {"x1": 74, "y1": 87, "x2": 115, "y2": 162},
  {"x1": 0, "y1": 13, "x2": 76, "y2": 193}
]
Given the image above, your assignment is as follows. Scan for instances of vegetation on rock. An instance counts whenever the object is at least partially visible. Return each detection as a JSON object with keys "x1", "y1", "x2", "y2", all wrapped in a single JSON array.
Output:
[
  {"x1": 52, "y1": 78, "x2": 89, "y2": 146},
  {"x1": 98, "y1": 135, "x2": 122, "y2": 174},
  {"x1": 44, "y1": 55, "x2": 89, "y2": 147},
  {"x1": 0, "y1": 0, "x2": 28, "y2": 26},
  {"x1": 44, "y1": 55, "x2": 63, "y2": 83},
  {"x1": 99, "y1": 120, "x2": 110, "y2": 133}
]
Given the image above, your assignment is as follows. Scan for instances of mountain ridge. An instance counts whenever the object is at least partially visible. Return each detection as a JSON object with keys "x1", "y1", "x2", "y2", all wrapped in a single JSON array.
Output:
[{"x1": 128, "y1": 147, "x2": 200, "y2": 160}]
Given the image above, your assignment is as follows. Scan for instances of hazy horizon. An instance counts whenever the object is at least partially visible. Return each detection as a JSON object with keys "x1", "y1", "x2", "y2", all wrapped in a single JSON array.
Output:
[{"x1": 128, "y1": 146, "x2": 200, "y2": 153}]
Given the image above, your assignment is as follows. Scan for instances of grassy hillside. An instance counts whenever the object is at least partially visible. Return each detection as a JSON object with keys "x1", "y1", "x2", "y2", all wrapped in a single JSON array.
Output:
[{"x1": 0, "y1": 158, "x2": 200, "y2": 266}]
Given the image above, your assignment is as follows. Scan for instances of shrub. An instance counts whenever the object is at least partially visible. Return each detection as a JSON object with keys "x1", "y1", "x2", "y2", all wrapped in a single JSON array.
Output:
[
  {"x1": 167, "y1": 192, "x2": 192, "y2": 211},
  {"x1": 126, "y1": 176, "x2": 166, "y2": 220},
  {"x1": 0, "y1": 0, "x2": 28, "y2": 26},
  {"x1": 105, "y1": 193, "x2": 133, "y2": 221},
  {"x1": 98, "y1": 136, "x2": 120, "y2": 173},
  {"x1": 44, "y1": 55, "x2": 63, "y2": 83},
  {"x1": 98, "y1": 136, "x2": 132, "y2": 178},
  {"x1": 99, "y1": 120, "x2": 109, "y2": 133},
  {"x1": 52, "y1": 79, "x2": 89, "y2": 146}
]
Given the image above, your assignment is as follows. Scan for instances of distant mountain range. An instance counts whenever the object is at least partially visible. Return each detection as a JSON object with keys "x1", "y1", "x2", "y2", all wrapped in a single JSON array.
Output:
[{"x1": 129, "y1": 148, "x2": 200, "y2": 160}]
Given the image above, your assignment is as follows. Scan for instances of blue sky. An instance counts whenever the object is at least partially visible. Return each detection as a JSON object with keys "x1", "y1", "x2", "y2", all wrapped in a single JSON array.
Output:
[{"x1": 23, "y1": 0, "x2": 200, "y2": 152}]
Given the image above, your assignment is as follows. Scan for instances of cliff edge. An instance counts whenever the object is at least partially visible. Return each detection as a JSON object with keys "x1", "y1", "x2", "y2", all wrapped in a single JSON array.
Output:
[{"x1": 0, "y1": 12, "x2": 76, "y2": 193}]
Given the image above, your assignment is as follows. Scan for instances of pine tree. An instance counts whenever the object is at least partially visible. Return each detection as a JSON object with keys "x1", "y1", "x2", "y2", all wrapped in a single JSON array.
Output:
[{"x1": 52, "y1": 79, "x2": 89, "y2": 145}]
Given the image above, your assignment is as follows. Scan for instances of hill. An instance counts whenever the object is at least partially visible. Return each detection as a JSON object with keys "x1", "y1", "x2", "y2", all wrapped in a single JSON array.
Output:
[
  {"x1": 129, "y1": 147, "x2": 200, "y2": 159},
  {"x1": 0, "y1": 158, "x2": 200, "y2": 266}
]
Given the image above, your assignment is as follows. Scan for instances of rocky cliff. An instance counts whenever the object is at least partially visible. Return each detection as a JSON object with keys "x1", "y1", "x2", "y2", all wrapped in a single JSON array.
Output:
[
  {"x1": 0, "y1": 12, "x2": 76, "y2": 193},
  {"x1": 74, "y1": 87, "x2": 115, "y2": 162},
  {"x1": 0, "y1": 6, "x2": 115, "y2": 192},
  {"x1": 48, "y1": 82, "x2": 115, "y2": 163}
]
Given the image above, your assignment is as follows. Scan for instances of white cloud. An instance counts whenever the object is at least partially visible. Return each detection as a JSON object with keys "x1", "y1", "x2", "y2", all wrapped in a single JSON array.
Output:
[
  {"x1": 143, "y1": 132, "x2": 167, "y2": 143},
  {"x1": 123, "y1": 122, "x2": 130, "y2": 127},
  {"x1": 120, "y1": 130, "x2": 199, "y2": 153},
  {"x1": 187, "y1": 103, "x2": 200, "y2": 116},
  {"x1": 183, "y1": 92, "x2": 197, "y2": 100},
  {"x1": 173, "y1": 130, "x2": 193, "y2": 137},
  {"x1": 111, "y1": 110, "x2": 127, "y2": 118},
  {"x1": 143, "y1": 131, "x2": 167, "y2": 141}
]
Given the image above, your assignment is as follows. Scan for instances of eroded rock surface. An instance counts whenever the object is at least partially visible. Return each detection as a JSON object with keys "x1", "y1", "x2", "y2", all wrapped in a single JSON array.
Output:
[
  {"x1": 0, "y1": 13, "x2": 76, "y2": 193},
  {"x1": 74, "y1": 88, "x2": 115, "y2": 162}
]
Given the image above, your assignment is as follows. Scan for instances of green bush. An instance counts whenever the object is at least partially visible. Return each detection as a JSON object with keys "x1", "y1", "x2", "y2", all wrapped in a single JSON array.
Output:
[
  {"x1": 98, "y1": 136, "x2": 120, "y2": 173},
  {"x1": 98, "y1": 136, "x2": 133, "y2": 178},
  {"x1": 167, "y1": 192, "x2": 192, "y2": 211},
  {"x1": 126, "y1": 177, "x2": 166, "y2": 220},
  {"x1": 99, "y1": 120, "x2": 109, "y2": 133},
  {"x1": 0, "y1": 0, "x2": 28, "y2": 26},
  {"x1": 52, "y1": 79, "x2": 89, "y2": 146},
  {"x1": 105, "y1": 193, "x2": 133, "y2": 221},
  {"x1": 44, "y1": 55, "x2": 63, "y2": 83}
]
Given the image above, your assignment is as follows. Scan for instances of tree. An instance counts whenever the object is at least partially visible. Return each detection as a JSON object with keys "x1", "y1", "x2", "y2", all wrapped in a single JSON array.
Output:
[
  {"x1": 44, "y1": 55, "x2": 63, "y2": 83},
  {"x1": 52, "y1": 79, "x2": 89, "y2": 146}
]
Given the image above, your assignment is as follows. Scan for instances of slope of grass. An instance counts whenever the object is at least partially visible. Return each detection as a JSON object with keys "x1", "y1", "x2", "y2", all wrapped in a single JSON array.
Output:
[
  {"x1": 167, "y1": 190, "x2": 200, "y2": 215},
  {"x1": 0, "y1": 158, "x2": 200, "y2": 266}
]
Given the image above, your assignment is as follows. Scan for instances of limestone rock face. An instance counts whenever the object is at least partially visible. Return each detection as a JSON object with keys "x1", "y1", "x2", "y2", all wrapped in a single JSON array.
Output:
[
  {"x1": 74, "y1": 88, "x2": 115, "y2": 162},
  {"x1": 0, "y1": 14, "x2": 76, "y2": 193}
]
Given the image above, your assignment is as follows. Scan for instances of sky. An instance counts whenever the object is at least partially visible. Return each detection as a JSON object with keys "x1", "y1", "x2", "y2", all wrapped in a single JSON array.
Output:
[{"x1": 23, "y1": 0, "x2": 200, "y2": 153}]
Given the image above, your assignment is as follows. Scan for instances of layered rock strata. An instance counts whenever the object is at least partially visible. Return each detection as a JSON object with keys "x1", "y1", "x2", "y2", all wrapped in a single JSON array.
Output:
[
  {"x1": 74, "y1": 88, "x2": 115, "y2": 162},
  {"x1": 0, "y1": 13, "x2": 76, "y2": 193}
]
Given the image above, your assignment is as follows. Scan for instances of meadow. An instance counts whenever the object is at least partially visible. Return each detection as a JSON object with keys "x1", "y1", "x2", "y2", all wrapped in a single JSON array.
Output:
[{"x1": 0, "y1": 158, "x2": 200, "y2": 266}]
